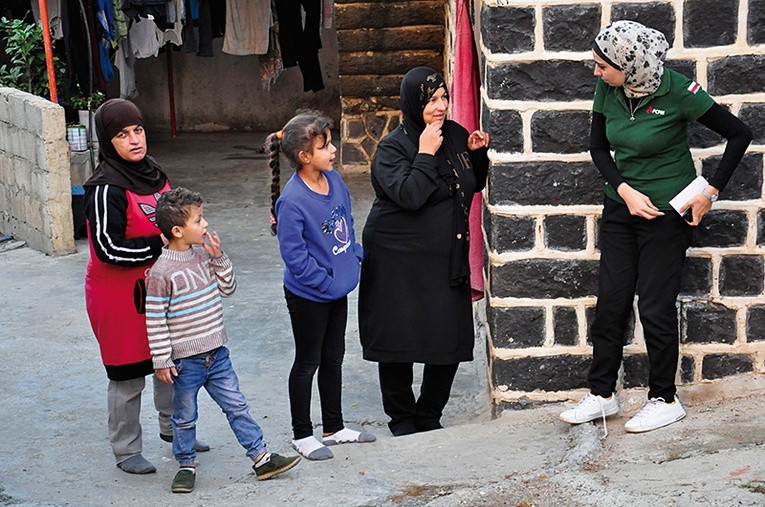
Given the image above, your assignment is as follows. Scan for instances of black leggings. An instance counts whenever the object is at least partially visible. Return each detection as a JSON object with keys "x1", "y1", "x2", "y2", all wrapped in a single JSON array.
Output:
[{"x1": 284, "y1": 288, "x2": 347, "y2": 439}]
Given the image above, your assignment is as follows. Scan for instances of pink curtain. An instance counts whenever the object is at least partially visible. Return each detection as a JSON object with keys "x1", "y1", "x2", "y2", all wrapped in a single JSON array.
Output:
[{"x1": 450, "y1": 0, "x2": 485, "y2": 301}]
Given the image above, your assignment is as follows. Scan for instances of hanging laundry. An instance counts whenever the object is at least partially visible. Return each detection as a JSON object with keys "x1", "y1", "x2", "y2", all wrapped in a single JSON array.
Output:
[
  {"x1": 183, "y1": 0, "x2": 224, "y2": 56},
  {"x1": 31, "y1": 0, "x2": 64, "y2": 39},
  {"x1": 259, "y1": 1, "x2": 283, "y2": 90},
  {"x1": 159, "y1": 0, "x2": 183, "y2": 46},
  {"x1": 61, "y1": 0, "x2": 107, "y2": 94},
  {"x1": 112, "y1": 0, "x2": 129, "y2": 44},
  {"x1": 129, "y1": 15, "x2": 161, "y2": 58},
  {"x1": 274, "y1": 0, "x2": 324, "y2": 92},
  {"x1": 114, "y1": 38, "x2": 138, "y2": 98},
  {"x1": 222, "y1": 0, "x2": 270, "y2": 56}
]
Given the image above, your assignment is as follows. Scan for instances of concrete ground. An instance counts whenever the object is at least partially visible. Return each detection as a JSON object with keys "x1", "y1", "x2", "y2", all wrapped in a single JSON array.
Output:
[{"x1": 1, "y1": 132, "x2": 764, "y2": 506}]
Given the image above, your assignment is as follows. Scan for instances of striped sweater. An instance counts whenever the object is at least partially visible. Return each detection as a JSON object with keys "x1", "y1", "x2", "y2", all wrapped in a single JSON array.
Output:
[{"x1": 145, "y1": 245, "x2": 237, "y2": 369}]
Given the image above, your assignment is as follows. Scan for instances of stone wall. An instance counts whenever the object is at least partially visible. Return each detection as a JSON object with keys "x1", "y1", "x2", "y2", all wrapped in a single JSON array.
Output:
[
  {"x1": 0, "y1": 87, "x2": 74, "y2": 256},
  {"x1": 478, "y1": 0, "x2": 765, "y2": 408},
  {"x1": 336, "y1": 0, "x2": 446, "y2": 172}
]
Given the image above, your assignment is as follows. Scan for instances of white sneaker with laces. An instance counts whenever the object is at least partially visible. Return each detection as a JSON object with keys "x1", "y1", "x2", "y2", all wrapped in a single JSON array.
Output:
[
  {"x1": 624, "y1": 396, "x2": 686, "y2": 433},
  {"x1": 559, "y1": 393, "x2": 620, "y2": 424}
]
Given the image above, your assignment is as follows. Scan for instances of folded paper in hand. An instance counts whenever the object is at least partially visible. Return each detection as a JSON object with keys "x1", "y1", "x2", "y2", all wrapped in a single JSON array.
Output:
[{"x1": 669, "y1": 176, "x2": 709, "y2": 216}]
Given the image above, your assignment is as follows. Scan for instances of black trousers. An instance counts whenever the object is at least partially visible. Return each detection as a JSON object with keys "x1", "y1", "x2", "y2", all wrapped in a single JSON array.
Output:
[
  {"x1": 378, "y1": 362, "x2": 459, "y2": 435},
  {"x1": 274, "y1": 0, "x2": 324, "y2": 92},
  {"x1": 589, "y1": 197, "x2": 692, "y2": 401},
  {"x1": 284, "y1": 288, "x2": 347, "y2": 439}
]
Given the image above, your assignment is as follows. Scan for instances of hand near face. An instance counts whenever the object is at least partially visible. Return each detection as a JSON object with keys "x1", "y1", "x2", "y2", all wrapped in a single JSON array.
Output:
[
  {"x1": 467, "y1": 130, "x2": 490, "y2": 151},
  {"x1": 419, "y1": 120, "x2": 444, "y2": 155},
  {"x1": 203, "y1": 231, "x2": 222, "y2": 257}
]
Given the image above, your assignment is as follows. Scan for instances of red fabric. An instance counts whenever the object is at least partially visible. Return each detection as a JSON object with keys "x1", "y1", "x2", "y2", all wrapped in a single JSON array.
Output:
[
  {"x1": 85, "y1": 182, "x2": 170, "y2": 367},
  {"x1": 450, "y1": 0, "x2": 485, "y2": 301}
]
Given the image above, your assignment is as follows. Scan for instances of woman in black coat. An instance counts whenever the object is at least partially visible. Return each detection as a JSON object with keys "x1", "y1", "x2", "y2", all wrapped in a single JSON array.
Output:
[{"x1": 359, "y1": 67, "x2": 490, "y2": 436}]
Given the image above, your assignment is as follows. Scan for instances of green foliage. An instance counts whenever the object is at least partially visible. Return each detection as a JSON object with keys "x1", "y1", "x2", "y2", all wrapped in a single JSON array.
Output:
[
  {"x1": 0, "y1": 16, "x2": 66, "y2": 98},
  {"x1": 70, "y1": 90, "x2": 106, "y2": 111}
]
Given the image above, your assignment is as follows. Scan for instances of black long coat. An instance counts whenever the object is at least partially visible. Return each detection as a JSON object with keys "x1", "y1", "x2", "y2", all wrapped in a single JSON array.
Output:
[{"x1": 359, "y1": 121, "x2": 488, "y2": 364}]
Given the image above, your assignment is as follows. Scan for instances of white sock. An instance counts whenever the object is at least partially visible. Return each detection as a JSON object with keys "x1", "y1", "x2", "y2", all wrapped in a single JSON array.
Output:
[
  {"x1": 322, "y1": 427, "x2": 376, "y2": 445},
  {"x1": 324, "y1": 428, "x2": 361, "y2": 443},
  {"x1": 254, "y1": 452, "x2": 271, "y2": 468},
  {"x1": 291, "y1": 436, "x2": 333, "y2": 460}
]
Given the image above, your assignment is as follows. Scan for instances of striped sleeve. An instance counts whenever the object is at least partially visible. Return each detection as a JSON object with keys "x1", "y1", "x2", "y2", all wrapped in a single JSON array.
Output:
[
  {"x1": 210, "y1": 252, "x2": 237, "y2": 297},
  {"x1": 84, "y1": 184, "x2": 163, "y2": 266},
  {"x1": 145, "y1": 265, "x2": 174, "y2": 369}
]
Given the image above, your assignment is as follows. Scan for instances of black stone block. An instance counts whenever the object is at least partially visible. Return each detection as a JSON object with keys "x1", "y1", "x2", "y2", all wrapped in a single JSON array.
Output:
[
  {"x1": 531, "y1": 110, "x2": 591, "y2": 154},
  {"x1": 739, "y1": 103, "x2": 765, "y2": 145},
  {"x1": 719, "y1": 255, "x2": 764, "y2": 296},
  {"x1": 680, "y1": 256, "x2": 712, "y2": 297},
  {"x1": 709, "y1": 56, "x2": 765, "y2": 95},
  {"x1": 486, "y1": 214, "x2": 535, "y2": 252},
  {"x1": 489, "y1": 162, "x2": 603, "y2": 206},
  {"x1": 492, "y1": 355, "x2": 592, "y2": 391},
  {"x1": 748, "y1": 0, "x2": 765, "y2": 44},
  {"x1": 487, "y1": 61, "x2": 595, "y2": 101},
  {"x1": 483, "y1": 107, "x2": 523, "y2": 153},
  {"x1": 481, "y1": 5, "x2": 534, "y2": 54},
  {"x1": 702, "y1": 154, "x2": 762, "y2": 201},
  {"x1": 689, "y1": 118, "x2": 725, "y2": 149},
  {"x1": 543, "y1": 5, "x2": 601, "y2": 52},
  {"x1": 684, "y1": 0, "x2": 738, "y2": 47},
  {"x1": 758, "y1": 211, "x2": 765, "y2": 245},
  {"x1": 554, "y1": 306, "x2": 578, "y2": 346},
  {"x1": 545, "y1": 215, "x2": 587, "y2": 251},
  {"x1": 491, "y1": 259, "x2": 599, "y2": 299},
  {"x1": 665, "y1": 60, "x2": 696, "y2": 80},
  {"x1": 488, "y1": 306, "x2": 546, "y2": 349},
  {"x1": 683, "y1": 302, "x2": 737, "y2": 344},
  {"x1": 680, "y1": 355, "x2": 695, "y2": 384},
  {"x1": 701, "y1": 354, "x2": 753, "y2": 380},
  {"x1": 746, "y1": 305, "x2": 765, "y2": 342},
  {"x1": 623, "y1": 354, "x2": 648, "y2": 389},
  {"x1": 611, "y1": 2, "x2": 676, "y2": 46},
  {"x1": 690, "y1": 210, "x2": 748, "y2": 248}
]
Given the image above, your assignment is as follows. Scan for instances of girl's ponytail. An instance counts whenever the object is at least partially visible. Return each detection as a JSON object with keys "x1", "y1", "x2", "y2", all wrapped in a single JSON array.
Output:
[{"x1": 266, "y1": 130, "x2": 282, "y2": 236}]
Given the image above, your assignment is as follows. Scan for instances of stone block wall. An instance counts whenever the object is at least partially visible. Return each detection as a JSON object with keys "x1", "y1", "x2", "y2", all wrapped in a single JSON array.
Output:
[
  {"x1": 335, "y1": 0, "x2": 446, "y2": 172},
  {"x1": 0, "y1": 87, "x2": 74, "y2": 255},
  {"x1": 477, "y1": 0, "x2": 765, "y2": 407}
]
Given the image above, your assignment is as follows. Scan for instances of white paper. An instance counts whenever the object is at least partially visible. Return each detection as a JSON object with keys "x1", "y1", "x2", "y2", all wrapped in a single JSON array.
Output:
[{"x1": 669, "y1": 175, "x2": 709, "y2": 216}]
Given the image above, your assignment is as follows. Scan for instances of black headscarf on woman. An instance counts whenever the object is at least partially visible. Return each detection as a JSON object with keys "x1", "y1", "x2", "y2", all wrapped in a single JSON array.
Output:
[
  {"x1": 83, "y1": 99, "x2": 167, "y2": 194},
  {"x1": 398, "y1": 67, "x2": 471, "y2": 287},
  {"x1": 399, "y1": 66, "x2": 447, "y2": 146}
]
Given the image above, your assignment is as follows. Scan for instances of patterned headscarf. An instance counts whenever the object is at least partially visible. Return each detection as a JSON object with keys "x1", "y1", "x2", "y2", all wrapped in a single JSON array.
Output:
[
  {"x1": 399, "y1": 66, "x2": 447, "y2": 144},
  {"x1": 593, "y1": 20, "x2": 669, "y2": 98}
]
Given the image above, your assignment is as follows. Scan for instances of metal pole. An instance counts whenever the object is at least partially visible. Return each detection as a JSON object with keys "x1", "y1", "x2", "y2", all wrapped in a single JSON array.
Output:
[{"x1": 37, "y1": 0, "x2": 58, "y2": 103}]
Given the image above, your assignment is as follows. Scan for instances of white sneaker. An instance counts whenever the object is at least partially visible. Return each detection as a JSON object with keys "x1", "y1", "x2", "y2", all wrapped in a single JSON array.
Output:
[
  {"x1": 559, "y1": 393, "x2": 620, "y2": 424},
  {"x1": 624, "y1": 396, "x2": 686, "y2": 433}
]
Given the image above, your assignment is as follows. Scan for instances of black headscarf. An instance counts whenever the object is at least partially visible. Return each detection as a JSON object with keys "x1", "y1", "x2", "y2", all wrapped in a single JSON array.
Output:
[
  {"x1": 399, "y1": 66, "x2": 447, "y2": 146},
  {"x1": 83, "y1": 99, "x2": 167, "y2": 194},
  {"x1": 398, "y1": 67, "x2": 471, "y2": 287}
]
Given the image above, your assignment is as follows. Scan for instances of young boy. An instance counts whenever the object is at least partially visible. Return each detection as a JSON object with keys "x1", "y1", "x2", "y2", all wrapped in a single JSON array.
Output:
[{"x1": 146, "y1": 187, "x2": 300, "y2": 493}]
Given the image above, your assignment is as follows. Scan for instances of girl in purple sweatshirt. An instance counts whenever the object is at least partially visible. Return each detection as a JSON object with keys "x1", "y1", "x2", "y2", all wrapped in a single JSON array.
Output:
[{"x1": 267, "y1": 111, "x2": 376, "y2": 461}]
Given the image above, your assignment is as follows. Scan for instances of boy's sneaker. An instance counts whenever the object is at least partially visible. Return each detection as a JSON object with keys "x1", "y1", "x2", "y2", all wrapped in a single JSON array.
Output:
[
  {"x1": 253, "y1": 453, "x2": 300, "y2": 481},
  {"x1": 559, "y1": 393, "x2": 619, "y2": 424},
  {"x1": 171, "y1": 467, "x2": 196, "y2": 493},
  {"x1": 624, "y1": 396, "x2": 686, "y2": 433}
]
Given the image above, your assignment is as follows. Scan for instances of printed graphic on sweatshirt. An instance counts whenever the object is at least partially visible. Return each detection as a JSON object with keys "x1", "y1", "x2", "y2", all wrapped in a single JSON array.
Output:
[
  {"x1": 137, "y1": 192, "x2": 164, "y2": 224},
  {"x1": 321, "y1": 204, "x2": 351, "y2": 255}
]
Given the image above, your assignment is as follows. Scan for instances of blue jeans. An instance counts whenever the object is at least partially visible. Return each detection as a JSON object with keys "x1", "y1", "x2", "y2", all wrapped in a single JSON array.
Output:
[{"x1": 171, "y1": 346, "x2": 266, "y2": 466}]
